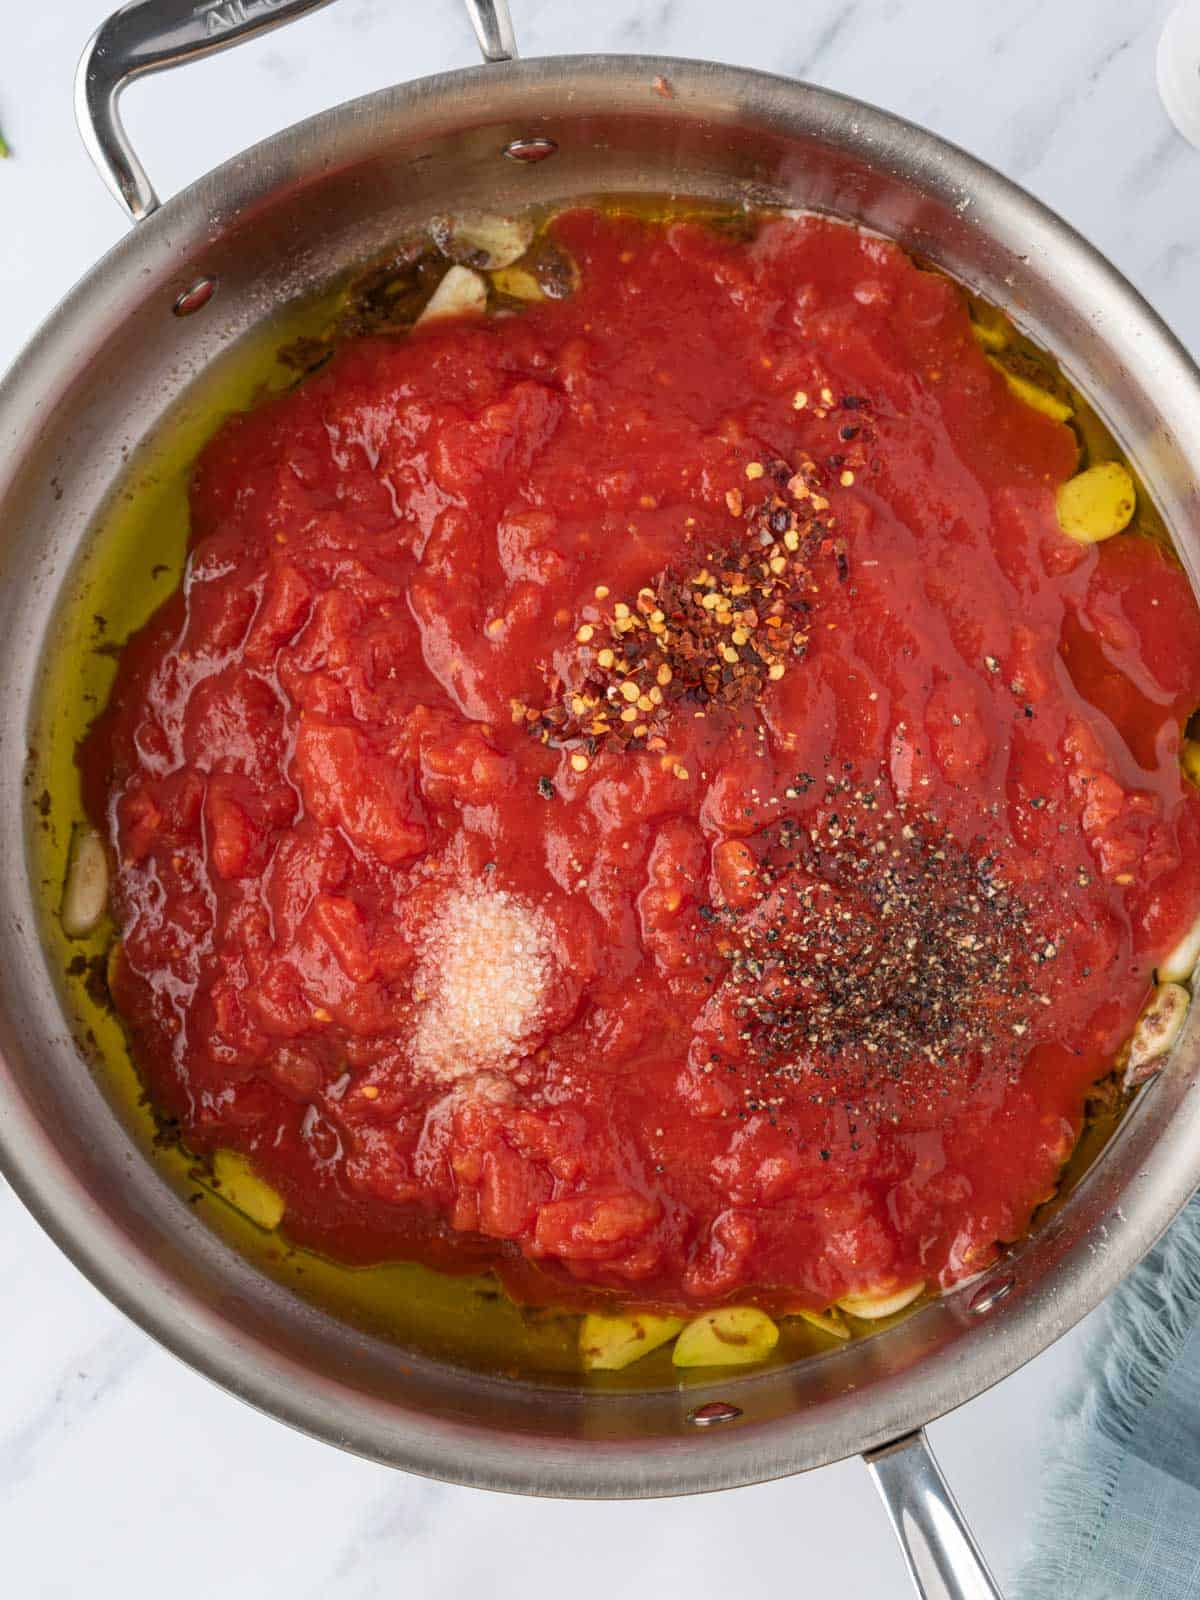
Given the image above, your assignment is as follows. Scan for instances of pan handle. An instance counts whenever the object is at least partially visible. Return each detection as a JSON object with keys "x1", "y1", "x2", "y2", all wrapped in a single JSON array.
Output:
[
  {"x1": 865, "y1": 1430, "x2": 1004, "y2": 1600},
  {"x1": 75, "y1": 0, "x2": 519, "y2": 223},
  {"x1": 464, "y1": 0, "x2": 519, "y2": 62}
]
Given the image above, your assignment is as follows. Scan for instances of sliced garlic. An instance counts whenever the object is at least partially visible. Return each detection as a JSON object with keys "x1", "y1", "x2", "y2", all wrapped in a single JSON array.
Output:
[
  {"x1": 579, "y1": 1311, "x2": 685, "y2": 1371},
  {"x1": 490, "y1": 266, "x2": 545, "y2": 302},
  {"x1": 60, "y1": 825, "x2": 108, "y2": 938},
  {"x1": 970, "y1": 315, "x2": 1008, "y2": 353},
  {"x1": 431, "y1": 212, "x2": 535, "y2": 271},
  {"x1": 211, "y1": 1150, "x2": 285, "y2": 1230},
  {"x1": 987, "y1": 356, "x2": 1073, "y2": 422},
  {"x1": 1125, "y1": 983, "x2": 1190, "y2": 1086},
  {"x1": 795, "y1": 1306, "x2": 851, "y2": 1341},
  {"x1": 1158, "y1": 912, "x2": 1200, "y2": 983},
  {"x1": 530, "y1": 243, "x2": 581, "y2": 302},
  {"x1": 838, "y1": 1280, "x2": 925, "y2": 1320},
  {"x1": 672, "y1": 1306, "x2": 779, "y2": 1367},
  {"x1": 416, "y1": 265, "x2": 488, "y2": 326},
  {"x1": 1056, "y1": 461, "x2": 1136, "y2": 544}
]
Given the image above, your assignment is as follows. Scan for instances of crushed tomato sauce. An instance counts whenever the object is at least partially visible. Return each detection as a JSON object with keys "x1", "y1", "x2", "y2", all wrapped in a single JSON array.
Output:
[{"x1": 83, "y1": 209, "x2": 1200, "y2": 1314}]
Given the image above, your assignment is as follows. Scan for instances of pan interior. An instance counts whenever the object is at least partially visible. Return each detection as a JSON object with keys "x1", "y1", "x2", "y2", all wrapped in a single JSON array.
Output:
[{"x1": 2, "y1": 57, "x2": 1199, "y2": 1493}]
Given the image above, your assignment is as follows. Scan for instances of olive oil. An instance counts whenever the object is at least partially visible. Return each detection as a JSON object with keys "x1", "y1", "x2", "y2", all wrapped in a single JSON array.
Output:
[
  {"x1": 26, "y1": 199, "x2": 1167, "y2": 1383},
  {"x1": 963, "y1": 286, "x2": 1170, "y2": 550},
  {"x1": 25, "y1": 266, "x2": 589, "y2": 1378}
]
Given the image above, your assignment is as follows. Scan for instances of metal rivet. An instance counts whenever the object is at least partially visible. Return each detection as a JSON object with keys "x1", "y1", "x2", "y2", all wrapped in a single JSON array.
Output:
[
  {"x1": 173, "y1": 278, "x2": 217, "y2": 317},
  {"x1": 969, "y1": 1274, "x2": 1015, "y2": 1315},
  {"x1": 687, "y1": 1400, "x2": 743, "y2": 1427},
  {"x1": 503, "y1": 136, "x2": 558, "y2": 163}
]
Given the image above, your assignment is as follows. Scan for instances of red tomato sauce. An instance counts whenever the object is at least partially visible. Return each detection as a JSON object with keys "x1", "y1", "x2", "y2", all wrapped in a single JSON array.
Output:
[{"x1": 83, "y1": 210, "x2": 1200, "y2": 1313}]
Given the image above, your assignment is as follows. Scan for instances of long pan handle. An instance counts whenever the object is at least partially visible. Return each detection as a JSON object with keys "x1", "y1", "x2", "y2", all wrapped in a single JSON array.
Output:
[{"x1": 865, "y1": 1431, "x2": 1004, "y2": 1600}]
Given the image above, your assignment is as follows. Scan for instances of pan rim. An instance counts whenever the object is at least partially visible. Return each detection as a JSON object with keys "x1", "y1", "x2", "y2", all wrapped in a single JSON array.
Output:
[{"x1": 2, "y1": 51, "x2": 1200, "y2": 1496}]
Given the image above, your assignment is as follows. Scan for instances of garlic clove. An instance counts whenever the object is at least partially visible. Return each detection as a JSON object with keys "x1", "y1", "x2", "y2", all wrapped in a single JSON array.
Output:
[
  {"x1": 1157, "y1": 911, "x2": 1200, "y2": 983},
  {"x1": 987, "y1": 356, "x2": 1073, "y2": 422},
  {"x1": 795, "y1": 1306, "x2": 852, "y2": 1341},
  {"x1": 672, "y1": 1306, "x2": 779, "y2": 1367},
  {"x1": 1056, "y1": 461, "x2": 1137, "y2": 544},
  {"x1": 211, "y1": 1150, "x2": 286, "y2": 1230},
  {"x1": 838, "y1": 1280, "x2": 925, "y2": 1320},
  {"x1": 1125, "y1": 983, "x2": 1190, "y2": 1087},
  {"x1": 431, "y1": 212, "x2": 535, "y2": 272},
  {"x1": 61, "y1": 825, "x2": 108, "y2": 938},
  {"x1": 416, "y1": 265, "x2": 488, "y2": 326},
  {"x1": 579, "y1": 1311, "x2": 685, "y2": 1371}
]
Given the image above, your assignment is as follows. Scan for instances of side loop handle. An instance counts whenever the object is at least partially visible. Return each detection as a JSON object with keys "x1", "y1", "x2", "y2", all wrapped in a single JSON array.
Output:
[
  {"x1": 75, "y1": 0, "x2": 519, "y2": 224},
  {"x1": 75, "y1": 0, "x2": 340, "y2": 223},
  {"x1": 465, "y1": 0, "x2": 519, "y2": 62}
]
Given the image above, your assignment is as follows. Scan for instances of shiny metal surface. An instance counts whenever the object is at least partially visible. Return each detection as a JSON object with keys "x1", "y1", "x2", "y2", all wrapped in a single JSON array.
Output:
[
  {"x1": 867, "y1": 1432, "x2": 1003, "y2": 1599},
  {"x1": 75, "y1": 0, "x2": 339, "y2": 220},
  {"x1": 5, "y1": 26, "x2": 1200, "y2": 1518},
  {"x1": 503, "y1": 136, "x2": 560, "y2": 163},
  {"x1": 465, "y1": 0, "x2": 518, "y2": 63}
]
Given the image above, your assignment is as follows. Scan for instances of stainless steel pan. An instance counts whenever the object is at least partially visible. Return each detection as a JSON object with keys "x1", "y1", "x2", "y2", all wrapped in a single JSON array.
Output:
[{"x1": 4, "y1": 3, "x2": 1200, "y2": 1595}]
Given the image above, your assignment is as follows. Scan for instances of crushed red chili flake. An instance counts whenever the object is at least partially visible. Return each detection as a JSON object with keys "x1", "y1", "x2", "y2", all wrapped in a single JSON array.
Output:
[{"x1": 521, "y1": 457, "x2": 837, "y2": 752}]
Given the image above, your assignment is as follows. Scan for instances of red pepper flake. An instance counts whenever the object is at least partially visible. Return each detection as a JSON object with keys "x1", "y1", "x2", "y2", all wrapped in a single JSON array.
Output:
[{"x1": 525, "y1": 458, "x2": 835, "y2": 754}]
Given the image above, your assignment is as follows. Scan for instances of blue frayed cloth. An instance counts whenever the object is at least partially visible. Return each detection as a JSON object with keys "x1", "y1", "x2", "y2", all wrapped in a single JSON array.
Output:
[{"x1": 1019, "y1": 1191, "x2": 1200, "y2": 1599}]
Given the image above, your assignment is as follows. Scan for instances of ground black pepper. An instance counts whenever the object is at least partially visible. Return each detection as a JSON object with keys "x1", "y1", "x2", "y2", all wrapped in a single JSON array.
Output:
[{"x1": 710, "y1": 774, "x2": 1057, "y2": 1113}]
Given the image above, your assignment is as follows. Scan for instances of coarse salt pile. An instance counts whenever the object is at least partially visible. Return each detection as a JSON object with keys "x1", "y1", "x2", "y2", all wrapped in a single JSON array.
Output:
[{"x1": 412, "y1": 886, "x2": 553, "y2": 1082}]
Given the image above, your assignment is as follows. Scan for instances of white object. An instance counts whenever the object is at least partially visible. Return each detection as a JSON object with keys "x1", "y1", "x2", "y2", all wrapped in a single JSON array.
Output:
[
  {"x1": 1159, "y1": 1, "x2": 1200, "y2": 148},
  {"x1": 412, "y1": 886, "x2": 552, "y2": 1080},
  {"x1": 60, "y1": 826, "x2": 108, "y2": 937},
  {"x1": 415, "y1": 264, "x2": 488, "y2": 324},
  {"x1": 1125, "y1": 982, "x2": 1191, "y2": 1086},
  {"x1": 1158, "y1": 907, "x2": 1200, "y2": 982}
]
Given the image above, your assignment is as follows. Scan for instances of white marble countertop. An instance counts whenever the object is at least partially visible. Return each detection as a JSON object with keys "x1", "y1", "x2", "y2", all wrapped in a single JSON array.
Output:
[{"x1": 2, "y1": 2, "x2": 1197, "y2": 1595}]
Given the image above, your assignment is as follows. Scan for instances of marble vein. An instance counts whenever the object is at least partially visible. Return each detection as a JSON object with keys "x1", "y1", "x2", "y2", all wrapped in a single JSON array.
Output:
[{"x1": 1, "y1": 1325, "x2": 149, "y2": 1499}]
